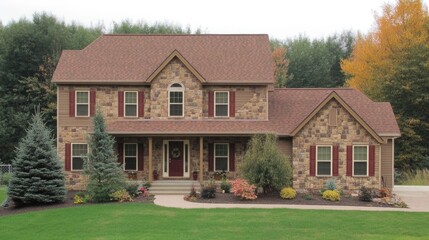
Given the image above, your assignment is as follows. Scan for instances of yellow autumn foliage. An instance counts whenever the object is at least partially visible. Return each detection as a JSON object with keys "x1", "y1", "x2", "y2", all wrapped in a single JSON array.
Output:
[{"x1": 341, "y1": 0, "x2": 429, "y2": 98}]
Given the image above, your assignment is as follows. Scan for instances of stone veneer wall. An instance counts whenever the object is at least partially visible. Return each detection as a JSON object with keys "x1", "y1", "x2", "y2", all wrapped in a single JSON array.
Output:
[
  {"x1": 150, "y1": 58, "x2": 203, "y2": 119},
  {"x1": 292, "y1": 99, "x2": 380, "y2": 191}
]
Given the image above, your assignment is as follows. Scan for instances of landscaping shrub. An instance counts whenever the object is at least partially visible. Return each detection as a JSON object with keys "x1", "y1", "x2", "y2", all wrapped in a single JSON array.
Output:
[
  {"x1": 139, "y1": 187, "x2": 149, "y2": 197},
  {"x1": 241, "y1": 134, "x2": 292, "y2": 193},
  {"x1": 201, "y1": 186, "x2": 216, "y2": 199},
  {"x1": 231, "y1": 178, "x2": 257, "y2": 200},
  {"x1": 220, "y1": 179, "x2": 231, "y2": 193},
  {"x1": 1, "y1": 172, "x2": 11, "y2": 186},
  {"x1": 324, "y1": 179, "x2": 337, "y2": 190},
  {"x1": 184, "y1": 185, "x2": 198, "y2": 201},
  {"x1": 359, "y1": 186, "x2": 373, "y2": 202},
  {"x1": 110, "y1": 189, "x2": 133, "y2": 202},
  {"x1": 85, "y1": 110, "x2": 125, "y2": 202},
  {"x1": 125, "y1": 183, "x2": 140, "y2": 197},
  {"x1": 400, "y1": 169, "x2": 429, "y2": 185},
  {"x1": 280, "y1": 187, "x2": 297, "y2": 199},
  {"x1": 143, "y1": 182, "x2": 151, "y2": 191},
  {"x1": 8, "y1": 111, "x2": 66, "y2": 205},
  {"x1": 322, "y1": 190, "x2": 340, "y2": 201},
  {"x1": 73, "y1": 191, "x2": 91, "y2": 204}
]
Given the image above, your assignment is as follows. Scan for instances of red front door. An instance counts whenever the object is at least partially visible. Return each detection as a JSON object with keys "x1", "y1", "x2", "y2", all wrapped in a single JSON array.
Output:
[{"x1": 169, "y1": 141, "x2": 184, "y2": 177}]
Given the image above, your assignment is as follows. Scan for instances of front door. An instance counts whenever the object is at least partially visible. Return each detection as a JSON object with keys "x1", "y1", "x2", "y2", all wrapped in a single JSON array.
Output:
[{"x1": 168, "y1": 141, "x2": 184, "y2": 177}]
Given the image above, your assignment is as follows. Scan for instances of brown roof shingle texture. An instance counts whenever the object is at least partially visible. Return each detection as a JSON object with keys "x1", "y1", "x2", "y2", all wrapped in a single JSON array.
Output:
[
  {"x1": 106, "y1": 88, "x2": 400, "y2": 137},
  {"x1": 52, "y1": 34, "x2": 275, "y2": 84}
]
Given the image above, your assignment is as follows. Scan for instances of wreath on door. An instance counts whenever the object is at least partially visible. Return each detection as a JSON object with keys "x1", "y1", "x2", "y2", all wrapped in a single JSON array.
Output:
[{"x1": 171, "y1": 147, "x2": 181, "y2": 158}]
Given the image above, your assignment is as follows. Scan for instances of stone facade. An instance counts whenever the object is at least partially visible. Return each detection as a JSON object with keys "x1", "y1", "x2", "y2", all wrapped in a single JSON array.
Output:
[{"x1": 292, "y1": 99, "x2": 380, "y2": 191}]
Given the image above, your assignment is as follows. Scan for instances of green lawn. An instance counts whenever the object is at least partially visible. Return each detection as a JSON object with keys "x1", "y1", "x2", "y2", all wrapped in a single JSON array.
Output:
[
  {"x1": 0, "y1": 186, "x2": 6, "y2": 203},
  {"x1": 0, "y1": 204, "x2": 428, "y2": 239}
]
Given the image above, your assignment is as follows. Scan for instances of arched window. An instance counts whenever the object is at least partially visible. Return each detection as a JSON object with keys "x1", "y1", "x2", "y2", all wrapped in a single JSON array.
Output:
[{"x1": 168, "y1": 83, "x2": 184, "y2": 117}]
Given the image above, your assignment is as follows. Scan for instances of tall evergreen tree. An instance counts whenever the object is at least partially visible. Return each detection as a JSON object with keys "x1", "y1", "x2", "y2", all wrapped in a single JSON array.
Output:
[
  {"x1": 8, "y1": 110, "x2": 66, "y2": 205},
  {"x1": 85, "y1": 110, "x2": 124, "y2": 202}
]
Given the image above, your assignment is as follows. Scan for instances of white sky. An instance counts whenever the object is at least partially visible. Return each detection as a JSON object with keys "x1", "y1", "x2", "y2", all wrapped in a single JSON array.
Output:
[{"x1": 1, "y1": 0, "x2": 428, "y2": 40}]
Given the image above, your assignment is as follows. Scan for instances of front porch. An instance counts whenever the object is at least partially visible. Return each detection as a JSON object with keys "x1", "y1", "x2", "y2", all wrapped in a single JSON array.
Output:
[{"x1": 115, "y1": 136, "x2": 248, "y2": 183}]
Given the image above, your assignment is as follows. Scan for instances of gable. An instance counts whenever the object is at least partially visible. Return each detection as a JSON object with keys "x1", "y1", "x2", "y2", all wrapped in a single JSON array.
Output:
[
  {"x1": 291, "y1": 92, "x2": 384, "y2": 143},
  {"x1": 146, "y1": 50, "x2": 206, "y2": 83}
]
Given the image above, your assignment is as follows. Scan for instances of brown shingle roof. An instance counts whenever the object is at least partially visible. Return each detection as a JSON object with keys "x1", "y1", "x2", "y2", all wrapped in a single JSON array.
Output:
[
  {"x1": 106, "y1": 88, "x2": 400, "y2": 138},
  {"x1": 52, "y1": 34, "x2": 275, "y2": 84}
]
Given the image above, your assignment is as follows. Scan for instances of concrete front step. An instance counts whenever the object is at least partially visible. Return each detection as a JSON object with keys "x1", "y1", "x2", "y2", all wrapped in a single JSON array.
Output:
[{"x1": 149, "y1": 180, "x2": 201, "y2": 195}]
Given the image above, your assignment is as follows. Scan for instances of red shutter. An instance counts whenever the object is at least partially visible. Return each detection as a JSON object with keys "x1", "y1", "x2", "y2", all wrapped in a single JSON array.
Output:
[
  {"x1": 118, "y1": 91, "x2": 124, "y2": 117},
  {"x1": 90, "y1": 89, "x2": 96, "y2": 117},
  {"x1": 333, "y1": 145, "x2": 339, "y2": 176},
  {"x1": 69, "y1": 89, "x2": 75, "y2": 117},
  {"x1": 208, "y1": 143, "x2": 214, "y2": 171},
  {"x1": 208, "y1": 91, "x2": 214, "y2": 117},
  {"x1": 138, "y1": 91, "x2": 145, "y2": 118},
  {"x1": 138, "y1": 143, "x2": 144, "y2": 171},
  {"x1": 229, "y1": 143, "x2": 235, "y2": 172},
  {"x1": 346, "y1": 145, "x2": 353, "y2": 176},
  {"x1": 369, "y1": 145, "x2": 375, "y2": 176},
  {"x1": 309, "y1": 145, "x2": 316, "y2": 176},
  {"x1": 65, "y1": 143, "x2": 71, "y2": 171},
  {"x1": 229, "y1": 91, "x2": 235, "y2": 117},
  {"x1": 117, "y1": 143, "x2": 123, "y2": 165}
]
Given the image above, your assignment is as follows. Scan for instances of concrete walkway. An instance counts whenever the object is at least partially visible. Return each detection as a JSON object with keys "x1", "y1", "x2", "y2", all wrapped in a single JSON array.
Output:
[
  {"x1": 154, "y1": 194, "x2": 427, "y2": 212},
  {"x1": 393, "y1": 185, "x2": 429, "y2": 212}
]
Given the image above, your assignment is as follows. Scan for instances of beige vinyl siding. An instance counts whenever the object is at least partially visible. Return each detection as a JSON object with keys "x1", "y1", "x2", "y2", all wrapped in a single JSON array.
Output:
[
  {"x1": 278, "y1": 137, "x2": 293, "y2": 158},
  {"x1": 58, "y1": 86, "x2": 92, "y2": 126},
  {"x1": 380, "y1": 139, "x2": 394, "y2": 188}
]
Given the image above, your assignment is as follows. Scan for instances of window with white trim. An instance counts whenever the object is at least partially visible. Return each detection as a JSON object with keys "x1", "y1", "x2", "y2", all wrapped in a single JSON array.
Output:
[
  {"x1": 72, "y1": 144, "x2": 88, "y2": 171},
  {"x1": 168, "y1": 83, "x2": 184, "y2": 117},
  {"x1": 215, "y1": 91, "x2": 229, "y2": 117},
  {"x1": 317, "y1": 145, "x2": 332, "y2": 176},
  {"x1": 124, "y1": 91, "x2": 138, "y2": 117},
  {"x1": 76, "y1": 91, "x2": 89, "y2": 117},
  {"x1": 124, "y1": 143, "x2": 137, "y2": 171},
  {"x1": 353, "y1": 145, "x2": 368, "y2": 176},
  {"x1": 215, "y1": 143, "x2": 229, "y2": 171}
]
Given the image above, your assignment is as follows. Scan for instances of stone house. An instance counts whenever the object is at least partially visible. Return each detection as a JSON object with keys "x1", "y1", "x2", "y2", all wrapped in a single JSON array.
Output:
[{"x1": 52, "y1": 34, "x2": 400, "y2": 191}]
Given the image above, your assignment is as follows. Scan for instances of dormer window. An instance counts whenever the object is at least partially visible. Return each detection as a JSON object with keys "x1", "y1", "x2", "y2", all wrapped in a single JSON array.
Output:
[{"x1": 168, "y1": 83, "x2": 184, "y2": 117}]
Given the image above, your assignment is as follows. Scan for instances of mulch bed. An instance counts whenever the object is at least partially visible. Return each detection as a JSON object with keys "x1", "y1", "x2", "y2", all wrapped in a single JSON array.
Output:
[
  {"x1": 0, "y1": 191, "x2": 154, "y2": 217},
  {"x1": 194, "y1": 191, "x2": 394, "y2": 208}
]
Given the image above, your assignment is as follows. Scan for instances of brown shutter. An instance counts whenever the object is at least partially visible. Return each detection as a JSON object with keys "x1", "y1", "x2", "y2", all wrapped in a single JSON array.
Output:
[
  {"x1": 65, "y1": 143, "x2": 71, "y2": 171},
  {"x1": 118, "y1": 91, "x2": 124, "y2": 117},
  {"x1": 138, "y1": 91, "x2": 145, "y2": 118},
  {"x1": 369, "y1": 145, "x2": 375, "y2": 176},
  {"x1": 229, "y1": 91, "x2": 235, "y2": 117},
  {"x1": 69, "y1": 89, "x2": 75, "y2": 117},
  {"x1": 208, "y1": 143, "x2": 214, "y2": 171},
  {"x1": 208, "y1": 91, "x2": 214, "y2": 117},
  {"x1": 138, "y1": 143, "x2": 144, "y2": 171},
  {"x1": 229, "y1": 143, "x2": 235, "y2": 172},
  {"x1": 90, "y1": 89, "x2": 96, "y2": 117},
  {"x1": 346, "y1": 145, "x2": 353, "y2": 176},
  {"x1": 117, "y1": 143, "x2": 123, "y2": 165},
  {"x1": 333, "y1": 145, "x2": 339, "y2": 176},
  {"x1": 309, "y1": 145, "x2": 316, "y2": 176}
]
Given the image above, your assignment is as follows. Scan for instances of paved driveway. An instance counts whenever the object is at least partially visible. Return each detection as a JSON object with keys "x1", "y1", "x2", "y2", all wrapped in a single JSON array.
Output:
[{"x1": 394, "y1": 185, "x2": 429, "y2": 212}]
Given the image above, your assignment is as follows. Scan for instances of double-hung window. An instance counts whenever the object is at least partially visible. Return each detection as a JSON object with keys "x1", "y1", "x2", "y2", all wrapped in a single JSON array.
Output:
[
  {"x1": 317, "y1": 145, "x2": 332, "y2": 176},
  {"x1": 76, "y1": 91, "x2": 89, "y2": 117},
  {"x1": 214, "y1": 143, "x2": 229, "y2": 171},
  {"x1": 215, "y1": 91, "x2": 229, "y2": 117},
  {"x1": 72, "y1": 144, "x2": 88, "y2": 171},
  {"x1": 124, "y1": 143, "x2": 137, "y2": 171},
  {"x1": 353, "y1": 145, "x2": 368, "y2": 176},
  {"x1": 124, "y1": 91, "x2": 138, "y2": 117},
  {"x1": 168, "y1": 83, "x2": 184, "y2": 117}
]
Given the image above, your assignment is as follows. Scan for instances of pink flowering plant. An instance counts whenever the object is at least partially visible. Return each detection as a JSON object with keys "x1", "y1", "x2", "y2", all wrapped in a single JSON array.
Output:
[
  {"x1": 231, "y1": 178, "x2": 257, "y2": 200},
  {"x1": 139, "y1": 187, "x2": 149, "y2": 197}
]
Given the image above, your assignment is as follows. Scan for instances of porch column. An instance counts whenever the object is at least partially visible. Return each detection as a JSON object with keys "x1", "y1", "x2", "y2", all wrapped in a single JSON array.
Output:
[
  {"x1": 199, "y1": 137, "x2": 204, "y2": 183},
  {"x1": 148, "y1": 137, "x2": 153, "y2": 182}
]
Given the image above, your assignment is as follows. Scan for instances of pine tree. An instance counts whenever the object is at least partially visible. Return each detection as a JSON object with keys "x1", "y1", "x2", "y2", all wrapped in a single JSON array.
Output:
[
  {"x1": 85, "y1": 109, "x2": 124, "y2": 202},
  {"x1": 8, "y1": 110, "x2": 66, "y2": 205}
]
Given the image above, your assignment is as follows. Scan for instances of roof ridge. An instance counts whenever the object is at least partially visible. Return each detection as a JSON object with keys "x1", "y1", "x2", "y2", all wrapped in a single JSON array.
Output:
[
  {"x1": 274, "y1": 88, "x2": 354, "y2": 91},
  {"x1": 102, "y1": 34, "x2": 269, "y2": 37}
]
